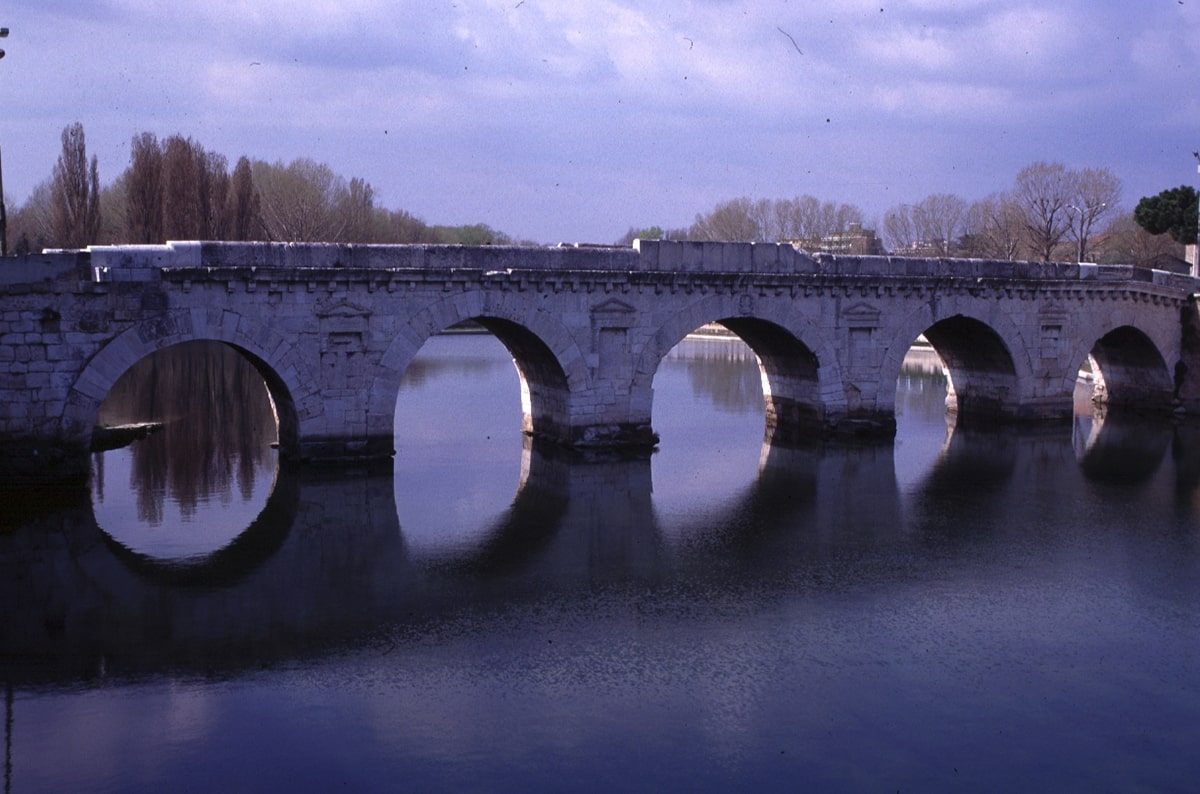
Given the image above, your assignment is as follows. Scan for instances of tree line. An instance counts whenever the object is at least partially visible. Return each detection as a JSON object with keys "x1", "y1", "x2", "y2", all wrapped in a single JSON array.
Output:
[
  {"x1": 5, "y1": 122, "x2": 524, "y2": 254},
  {"x1": 621, "y1": 162, "x2": 1187, "y2": 267},
  {"x1": 4, "y1": 122, "x2": 1192, "y2": 267}
]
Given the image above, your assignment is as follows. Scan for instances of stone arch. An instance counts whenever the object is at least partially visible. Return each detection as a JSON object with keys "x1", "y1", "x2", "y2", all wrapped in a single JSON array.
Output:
[
  {"x1": 375, "y1": 291, "x2": 591, "y2": 446},
  {"x1": 1064, "y1": 300, "x2": 1179, "y2": 414},
  {"x1": 62, "y1": 309, "x2": 309, "y2": 461},
  {"x1": 879, "y1": 302, "x2": 1034, "y2": 423},
  {"x1": 1082, "y1": 326, "x2": 1175, "y2": 412},
  {"x1": 631, "y1": 294, "x2": 844, "y2": 443}
]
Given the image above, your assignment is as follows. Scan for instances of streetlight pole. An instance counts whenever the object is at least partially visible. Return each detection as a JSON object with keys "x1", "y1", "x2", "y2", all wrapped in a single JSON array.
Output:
[{"x1": 1066, "y1": 205, "x2": 1083, "y2": 263}]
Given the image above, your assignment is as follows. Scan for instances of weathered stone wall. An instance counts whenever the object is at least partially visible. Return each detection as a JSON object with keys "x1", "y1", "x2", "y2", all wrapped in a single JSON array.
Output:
[
  {"x1": 1, "y1": 240, "x2": 1195, "y2": 484},
  {"x1": 1, "y1": 252, "x2": 108, "y2": 481}
]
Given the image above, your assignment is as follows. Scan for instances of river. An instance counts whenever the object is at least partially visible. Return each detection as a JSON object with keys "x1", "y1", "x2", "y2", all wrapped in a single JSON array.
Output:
[{"x1": 2, "y1": 334, "x2": 1198, "y2": 792}]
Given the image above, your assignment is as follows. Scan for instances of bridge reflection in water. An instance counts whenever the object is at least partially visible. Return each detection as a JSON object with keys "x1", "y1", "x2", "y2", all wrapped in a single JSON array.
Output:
[
  {"x1": 2, "y1": 334, "x2": 1199, "y2": 791},
  {"x1": 3, "y1": 411, "x2": 1190, "y2": 669},
  {"x1": 1, "y1": 335, "x2": 1191, "y2": 663}
]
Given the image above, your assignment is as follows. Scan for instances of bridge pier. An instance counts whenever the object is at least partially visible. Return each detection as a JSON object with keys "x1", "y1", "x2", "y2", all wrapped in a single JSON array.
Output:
[
  {"x1": 1177, "y1": 298, "x2": 1200, "y2": 414},
  {"x1": 764, "y1": 400, "x2": 897, "y2": 444},
  {"x1": 1, "y1": 438, "x2": 92, "y2": 485},
  {"x1": 296, "y1": 435, "x2": 397, "y2": 469},
  {"x1": 562, "y1": 421, "x2": 659, "y2": 454}
]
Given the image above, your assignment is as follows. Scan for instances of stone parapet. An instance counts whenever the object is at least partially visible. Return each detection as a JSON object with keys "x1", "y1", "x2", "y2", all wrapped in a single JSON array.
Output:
[
  {"x1": 0, "y1": 251, "x2": 90, "y2": 285},
  {"x1": 62, "y1": 240, "x2": 1200, "y2": 294}
]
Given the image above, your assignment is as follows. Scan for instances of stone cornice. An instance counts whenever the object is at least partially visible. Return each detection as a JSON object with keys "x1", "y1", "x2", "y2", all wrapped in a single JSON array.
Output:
[{"x1": 156, "y1": 264, "x2": 1194, "y2": 308}]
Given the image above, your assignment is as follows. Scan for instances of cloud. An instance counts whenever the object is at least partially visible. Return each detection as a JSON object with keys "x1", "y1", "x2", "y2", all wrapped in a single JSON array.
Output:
[{"x1": 4, "y1": 0, "x2": 1200, "y2": 243}]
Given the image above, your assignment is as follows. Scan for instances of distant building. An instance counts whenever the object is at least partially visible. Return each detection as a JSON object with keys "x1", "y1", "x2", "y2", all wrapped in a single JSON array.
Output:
[
  {"x1": 811, "y1": 222, "x2": 886, "y2": 256},
  {"x1": 889, "y1": 239, "x2": 952, "y2": 258}
]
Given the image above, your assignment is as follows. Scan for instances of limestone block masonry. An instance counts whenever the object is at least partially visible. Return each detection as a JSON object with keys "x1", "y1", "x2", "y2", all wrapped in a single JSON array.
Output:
[{"x1": 1, "y1": 240, "x2": 1197, "y2": 484}]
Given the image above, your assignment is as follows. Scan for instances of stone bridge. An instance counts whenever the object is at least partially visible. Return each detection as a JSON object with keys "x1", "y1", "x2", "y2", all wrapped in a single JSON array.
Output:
[{"x1": 2, "y1": 240, "x2": 1198, "y2": 483}]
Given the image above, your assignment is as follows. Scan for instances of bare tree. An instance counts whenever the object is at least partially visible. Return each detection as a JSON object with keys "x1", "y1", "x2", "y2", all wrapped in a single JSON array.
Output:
[
  {"x1": 382, "y1": 207, "x2": 437, "y2": 243},
  {"x1": 964, "y1": 193, "x2": 1025, "y2": 260},
  {"x1": 98, "y1": 174, "x2": 127, "y2": 245},
  {"x1": 747, "y1": 198, "x2": 778, "y2": 242},
  {"x1": 1014, "y1": 161, "x2": 1073, "y2": 261},
  {"x1": 688, "y1": 195, "x2": 865, "y2": 243},
  {"x1": 776, "y1": 196, "x2": 822, "y2": 240},
  {"x1": 913, "y1": 193, "x2": 968, "y2": 255},
  {"x1": 126, "y1": 132, "x2": 164, "y2": 243},
  {"x1": 777, "y1": 195, "x2": 863, "y2": 243},
  {"x1": 227, "y1": 156, "x2": 262, "y2": 241},
  {"x1": 688, "y1": 197, "x2": 762, "y2": 241},
  {"x1": 813, "y1": 199, "x2": 863, "y2": 242},
  {"x1": 122, "y1": 132, "x2": 233, "y2": 242},
  {"x1": 161, "y1": 135, "x2": 202, "y2": 240},
  {"x1": 337, "y1": 176, "x2": 379, "y2": 242},
  {"x1": 253, "y1": 158, "x2": 348, "y2": 242},
  {"x1": 197, "y1": 149, "x2": 230, "y2": 240},
  {"x1": 883, "y1": 204, "x2": 918, "y2": 253},
  {"x1": 1065, "y1": 167, "x2": 1121, "y2": 262},
  {"x1": 1097, "y1": 211, "x2": 1183, "y2": 268},
  {"x1": 8, "y1": 179, "x2": 55, "y2": 253},
  {"x1": 50, "y1": 122, "x2": 101, "y2": 248}
]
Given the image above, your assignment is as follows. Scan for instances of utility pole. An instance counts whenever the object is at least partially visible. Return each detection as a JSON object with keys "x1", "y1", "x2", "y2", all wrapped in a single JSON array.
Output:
[
  {"x1": 0, "y1": 144, "x2": 8, "y2": 257},
  {"x1": 0, "y1": 26, "x2": 8, "y2": 257},
  {"x1": 1193, "y1": 151, "x2": 1200, "y2": 278}
]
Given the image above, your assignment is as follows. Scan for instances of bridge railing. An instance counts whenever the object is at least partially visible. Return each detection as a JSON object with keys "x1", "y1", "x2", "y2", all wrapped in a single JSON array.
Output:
[{"x1": 13, "y1": 240, "x2": 1194, "y2": 292}]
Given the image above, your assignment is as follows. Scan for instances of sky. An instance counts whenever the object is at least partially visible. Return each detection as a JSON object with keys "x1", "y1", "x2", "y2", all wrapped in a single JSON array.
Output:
[{"x1": 2, "y1": 0, "x2": 1199, "y2": 244}]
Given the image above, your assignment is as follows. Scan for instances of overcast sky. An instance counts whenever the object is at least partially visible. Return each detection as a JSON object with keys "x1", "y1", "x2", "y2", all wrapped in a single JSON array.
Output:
[{"x1": 2, "y1": 0, "x2": 1198, "y2": 244}]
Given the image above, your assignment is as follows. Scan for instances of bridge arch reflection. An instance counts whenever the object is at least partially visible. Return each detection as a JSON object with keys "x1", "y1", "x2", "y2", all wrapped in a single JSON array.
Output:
[
  {"x1": 98, "y1": 463, "x2": 298, "y2": 588},
  {"x1": 6, "y1": 393, "x2": 1195, "y2": 683},
  {"x1": 1073, "y1": 406, "x2": 1173, "y2": 484}
]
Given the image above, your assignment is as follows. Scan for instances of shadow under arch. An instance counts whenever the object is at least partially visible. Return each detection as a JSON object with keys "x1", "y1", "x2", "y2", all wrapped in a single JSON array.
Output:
[
  {"x1": 718, "y1": 317, "x2": 826, "y2": 444},
  {"x1": 474, "y1": 317, "x2": 572, "y2": 442},
  {"x1": 97, "y1": 461, "x2": 301, "y2": 588},
  {"x1": 919, "y1": 315, "x2": 1021, "y2": 425},
  {"x1": 63, "y1": 312, "x2": 305, "y2": 464},
  {"x1": 375, "y1": 292, "x2": 592, "y2": 449},
  {"x1": 647, "y1": 315, "x2": 830, "y2": 444},
  {"x1": 632, "y1": 293, "x2": 852, "y2": 443},
  {"x1": 1084, "y1": 325, "x2": 1175, "y2": 414}
]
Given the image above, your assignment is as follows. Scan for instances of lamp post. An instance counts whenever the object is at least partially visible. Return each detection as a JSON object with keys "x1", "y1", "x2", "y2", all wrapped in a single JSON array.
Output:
[{"x1": 1065, "y1": 205, "x2": 1083, "y2": 263}]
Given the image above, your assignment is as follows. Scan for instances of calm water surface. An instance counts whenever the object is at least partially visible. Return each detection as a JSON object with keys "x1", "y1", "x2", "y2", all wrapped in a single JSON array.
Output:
[{"x1": 2, "y1": 334, "x2": 1199, "y2": 792}]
